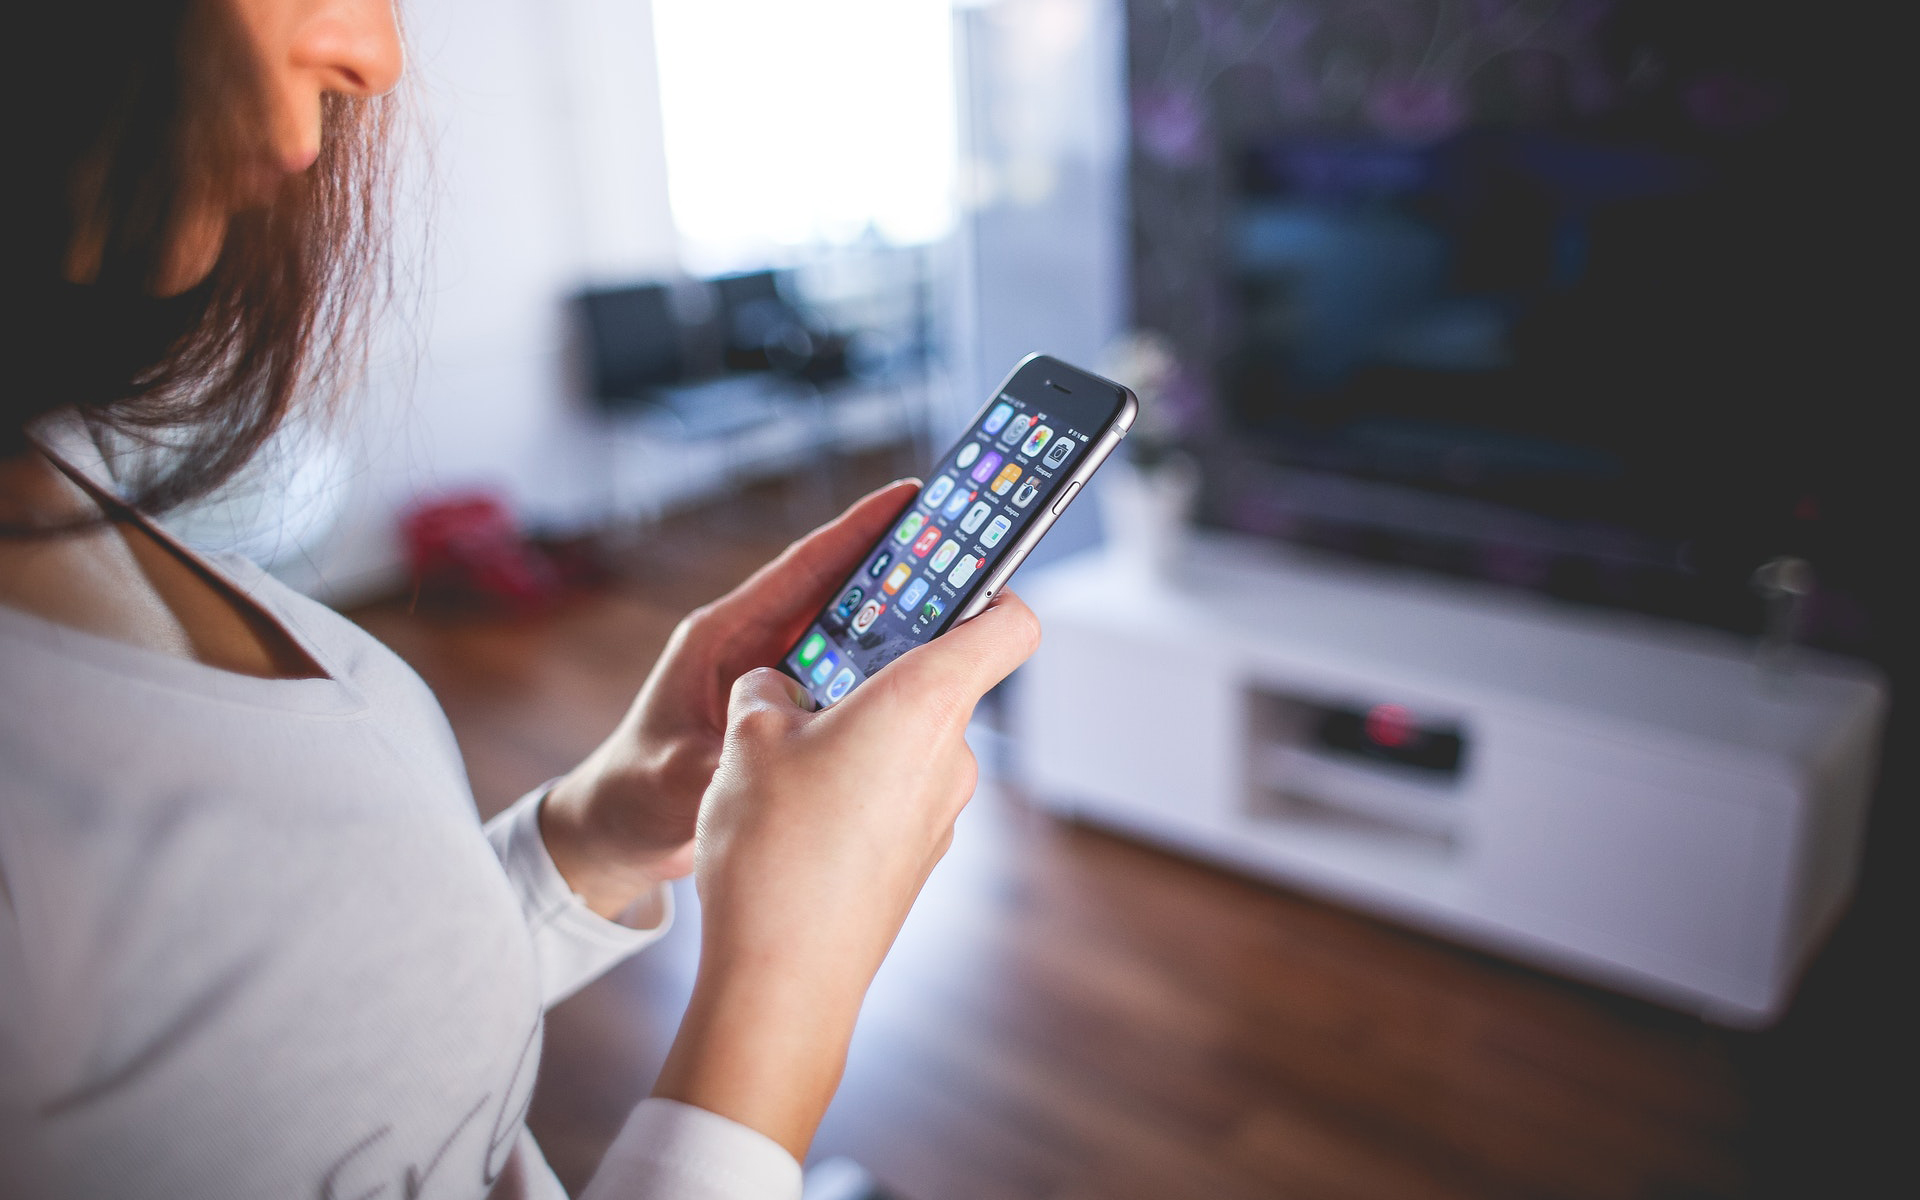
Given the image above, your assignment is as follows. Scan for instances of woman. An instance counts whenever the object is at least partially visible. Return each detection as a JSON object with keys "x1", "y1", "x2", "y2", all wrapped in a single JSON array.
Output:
[{"x1": 0, "y1": 1, "x2": 1038, "y2": 1196}]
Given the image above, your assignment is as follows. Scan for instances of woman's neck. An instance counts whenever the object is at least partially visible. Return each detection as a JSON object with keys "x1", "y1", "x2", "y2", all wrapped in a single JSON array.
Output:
[
  {"x1": 0, "y1": 446, "x2": 327, "y2": 680},
  {"x1": 0, "y1": 446, "x2": 101, "y2": 528}
]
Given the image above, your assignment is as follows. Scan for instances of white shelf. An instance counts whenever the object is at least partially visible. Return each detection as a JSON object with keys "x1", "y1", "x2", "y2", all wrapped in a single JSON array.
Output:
[
  {"x1": 1251, "y1": 744, "x2": 1464, "y2": 842},
  {"x1": 1012, "y1": 536, "x2": 1887, "y2": 1026}
]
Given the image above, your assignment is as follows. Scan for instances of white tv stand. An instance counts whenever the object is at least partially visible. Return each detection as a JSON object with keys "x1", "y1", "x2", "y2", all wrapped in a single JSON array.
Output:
[{"x1": 1010, "y1": 535, "x2": 1886, "y2": 1026}]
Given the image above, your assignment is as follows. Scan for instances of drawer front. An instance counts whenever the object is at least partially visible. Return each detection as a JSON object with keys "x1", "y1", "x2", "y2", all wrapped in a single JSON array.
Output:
[
  {"x1": 1472, "y1": 743, "x2": 1791, "y2": 1000},
  {"x1": 1017, "y1": 623, "x2": 1239, "y2": 822}
]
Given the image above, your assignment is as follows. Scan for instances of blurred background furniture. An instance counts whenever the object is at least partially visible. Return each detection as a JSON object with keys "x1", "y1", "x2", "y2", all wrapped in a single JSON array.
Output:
[
  {"x1": 576, "y1": 280, "x2": 797, "y2": 525},
  {"x1": 1015, "y1": 536, "x2": 1887, "y2": 1027},
  {"x1": 578, "y1": 254, "x2": 943, "y2": 532},
  {"x1": 785, "y1": 245, "x2": 947, "y2": 465}
]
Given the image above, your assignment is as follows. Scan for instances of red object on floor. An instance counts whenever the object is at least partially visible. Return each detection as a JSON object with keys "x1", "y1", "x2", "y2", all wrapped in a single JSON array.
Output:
[{"x1": 399, "y1": 491, "x2": 560, "y2": 614}]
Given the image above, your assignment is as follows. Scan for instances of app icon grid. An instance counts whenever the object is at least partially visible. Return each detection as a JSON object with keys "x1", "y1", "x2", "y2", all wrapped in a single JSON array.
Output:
[{"x1": 794, "y1": 397, "x2": 1089, "y2": 706}]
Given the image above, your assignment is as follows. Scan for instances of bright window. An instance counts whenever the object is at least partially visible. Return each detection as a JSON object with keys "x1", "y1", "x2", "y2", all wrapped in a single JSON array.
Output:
[{"x1": 652, "y1": 0, "x2": 958, "y2": 272}]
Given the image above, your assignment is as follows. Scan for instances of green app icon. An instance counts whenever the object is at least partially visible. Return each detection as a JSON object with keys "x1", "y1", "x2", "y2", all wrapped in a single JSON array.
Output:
[{"x1": 797, "y1": 632, "x2": 827, "y2": 668}]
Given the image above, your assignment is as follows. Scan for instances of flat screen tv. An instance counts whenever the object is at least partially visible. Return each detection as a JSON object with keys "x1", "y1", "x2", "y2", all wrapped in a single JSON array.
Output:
[{"x1": 1127, "y1": 0, "x2": 1898, "y2": 652}]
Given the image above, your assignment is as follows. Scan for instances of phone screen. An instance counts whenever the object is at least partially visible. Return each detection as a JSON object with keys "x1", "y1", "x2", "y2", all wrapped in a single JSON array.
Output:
[{"x1": 781, "y1": 357, "x2": 1129, "y2": 708}]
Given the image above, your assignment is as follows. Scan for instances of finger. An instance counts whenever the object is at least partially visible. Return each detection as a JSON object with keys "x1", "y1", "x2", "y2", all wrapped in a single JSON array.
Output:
[
  {"x1": 882, "y1": 590, "x2": 1042, "y2": 709},
  {"x1": 710, "y1": 479, "x2": 921, "y2": 635},
  {"x1": 728, "y1": 666, "x2": 817, "y2": 726}
]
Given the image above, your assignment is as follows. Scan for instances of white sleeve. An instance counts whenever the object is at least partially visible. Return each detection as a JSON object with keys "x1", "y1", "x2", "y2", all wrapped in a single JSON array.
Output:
[
  {"x1": 483, "y1": 783, "x2": 674, "y2": 1008},
  {"x1": 1, "y1": 887, "x2": 47, "y2": 1198},
  {"x1": 487, "y1": 793, "x2": 802, "y2": 1200},
  {"x1": 580, "y1": 1098, "x2": 803, "y2": 1200}
]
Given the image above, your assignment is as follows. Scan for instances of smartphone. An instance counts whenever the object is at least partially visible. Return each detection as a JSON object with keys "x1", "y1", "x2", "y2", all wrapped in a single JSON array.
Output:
[{"x1": 779, "y1": 353, "x2": 1137, "y2": 707}]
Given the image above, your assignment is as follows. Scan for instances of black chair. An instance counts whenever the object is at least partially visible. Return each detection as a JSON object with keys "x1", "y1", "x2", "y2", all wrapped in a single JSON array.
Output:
[
  {"x1": 577, "y1": 282, "x2": 682, "y2": 401},
  {"x1": 575, "y1": 282, "x2": 786, "y2": 440},
  {"x1": 712, "y1": 270, "x2": 850, "y2": 385}
]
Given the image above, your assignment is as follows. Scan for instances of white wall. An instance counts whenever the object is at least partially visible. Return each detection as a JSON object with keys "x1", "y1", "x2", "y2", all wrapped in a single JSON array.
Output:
[{"x1": 274, "y1": 0, "x2": 683, "y2": 603}]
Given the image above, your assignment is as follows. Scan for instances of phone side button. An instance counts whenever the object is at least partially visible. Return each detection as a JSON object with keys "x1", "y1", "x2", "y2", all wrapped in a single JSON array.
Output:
[{"x1": 1050, "y1": 480, "x2": 1083, "y2": 516}]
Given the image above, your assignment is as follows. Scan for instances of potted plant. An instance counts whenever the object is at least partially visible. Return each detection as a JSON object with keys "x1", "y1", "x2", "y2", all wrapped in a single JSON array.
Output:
[{"x1": 1096, "y1": 330, "x2": 1200, "y2": 579}]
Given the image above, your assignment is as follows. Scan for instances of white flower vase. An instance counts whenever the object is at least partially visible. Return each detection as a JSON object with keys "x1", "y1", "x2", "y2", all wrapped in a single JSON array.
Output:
[{"x1": 1097, "y1": 454, "x2": 1199, "y2": 582}]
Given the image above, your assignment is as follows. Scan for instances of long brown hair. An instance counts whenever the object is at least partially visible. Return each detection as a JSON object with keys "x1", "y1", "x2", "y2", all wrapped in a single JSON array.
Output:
[{"x1": 5, "y1": 0, "x2": 394, "y2": 523}]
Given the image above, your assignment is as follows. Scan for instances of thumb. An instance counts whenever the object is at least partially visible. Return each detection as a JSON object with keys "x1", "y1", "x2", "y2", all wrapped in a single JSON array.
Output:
[
  {"x1": 729, "y1": 666, "x2": 819, "y2": 727},
  {"x1": 708, "y1": 480, "x2": 921, "y2": 632},
  {"x1": 889, "y1": 590, "x2": 1042, "y2": 707}
]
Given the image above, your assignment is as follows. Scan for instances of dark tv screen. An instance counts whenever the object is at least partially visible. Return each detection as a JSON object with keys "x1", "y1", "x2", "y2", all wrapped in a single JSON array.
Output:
[{"x1": 1138, "y1": 0, "x2": 1896, "y2": 648}]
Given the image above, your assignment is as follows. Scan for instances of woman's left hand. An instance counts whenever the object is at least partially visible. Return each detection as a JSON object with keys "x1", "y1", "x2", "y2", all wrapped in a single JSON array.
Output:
[{"x1": 538, "y1": 479, "x2": 921, "y2": 918}]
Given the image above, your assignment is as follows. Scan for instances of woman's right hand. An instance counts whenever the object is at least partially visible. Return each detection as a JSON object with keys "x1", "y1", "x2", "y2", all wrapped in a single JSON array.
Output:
[{"x1": 651, "y1": 591, "x2": 1041, "y2": 1159}]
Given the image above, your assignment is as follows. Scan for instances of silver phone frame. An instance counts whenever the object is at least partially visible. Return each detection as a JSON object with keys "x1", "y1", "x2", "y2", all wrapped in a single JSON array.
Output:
[{"x1": 946, "y1": 353, "x2": 1138, "y2": 626}]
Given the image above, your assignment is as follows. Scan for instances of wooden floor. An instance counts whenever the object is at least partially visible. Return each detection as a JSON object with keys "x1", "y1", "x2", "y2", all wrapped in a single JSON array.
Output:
[{"x1": 349, "y1": 452, "x2": 1909, "y2": 1200}]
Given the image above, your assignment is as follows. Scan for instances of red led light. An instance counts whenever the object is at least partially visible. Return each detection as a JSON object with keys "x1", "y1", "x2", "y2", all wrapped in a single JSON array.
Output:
[{"x1": 1364, "y1": 704, "x2": 1417, "y2": 749}]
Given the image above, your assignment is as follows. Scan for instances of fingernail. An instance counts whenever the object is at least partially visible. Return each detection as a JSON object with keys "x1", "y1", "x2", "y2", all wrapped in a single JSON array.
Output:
[{"x1": 784, "y1": 678, "x2": 819, "y2": 711}]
